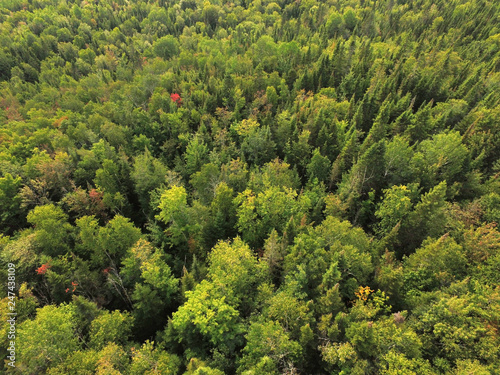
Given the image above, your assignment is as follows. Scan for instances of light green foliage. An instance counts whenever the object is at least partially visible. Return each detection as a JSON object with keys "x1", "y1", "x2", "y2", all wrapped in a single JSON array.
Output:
[
  {"x1": 480, "y1": 192, "x2": 500, "y2": 224},
  {"x1": 266, "y1": 86, "x2": 278, "y2": 108},
  {"x1": 132, "y1": 149, "x2": 168, "y2": 210},
  {"x1": 234, "y1": 186, "x2": 312, "y2": 247},
  {"x1": 75, "y1": 214, "x2": 141, "y2": 266},
  {"x1": 89, "y1": 310, "x2": 133, "y2": 350},
  {"x1": 326, "y1": 11, "x2": 343, "y2": 37},
  {"x1": 74, "y1": 215, "x2": 100, "y2": 259},
  {"x1": 399, "y1": 181, "x2": 449, "y2": 254},
  {"x1": 157, "y1": 185, "x2": 188, "y2": 224},
  {"x1": 207, "y1": 238, "x2": 264, "y2": 306},
  {"x1": 171, "y1": 280, "x2": 243, "y2": 350},
  {"x1": 343, "y1": 8, "x2": 358, "y2": 31},
  {"x1": 250, "y1": 36, "x2": 278, "y2": 71},
  {"x1": 380, "y1": 351, "x2": 435, "y2": 375},
  {"x1": 321, "y1": 341, "x2": 365, "y2": 374},
  {"x1": 316, "y1": 216, "x2": 371, "y2": 252},
  {"x1": 284, "y1": 233, "x2": 329, "y2": 296},
  {"x1": 0, "y1": 232, "x2": 39, "y2": 277},
  {"x1": 184, "y1": 362, "x2": 224, "y2": 375},
  {"x1": 131, "y1": 246, "x2": 179, "y2": 317},
  {"x1": 450, "y1": 360, "x2": 491, "y2": 375},
  {"x1": 375, "y1": 185, "x2": 415, "y2": 234},
  {"x1": 239, "y1": 320, "x2": 302, "y2": 374},
  {"x1": 0, "y1": 284, "x2": 37, "y2": 365},
  {"x1": 404, "y1": 236, "x2": 467, "y2": 295},
  {"x1": 384, "y1": 136, "x2": 415, "y2": 185},
  {"x1": 413, "y1": 182, "x2": 448, "y2": 227},
  {"x1": 169, "y1": 240, "x2": 261, "y2": 352},
  {"x1": 285, "y1": 216, "x2": 372, "y2": 300},
  {"x1": 46, "y1": 350, "x2": 100, "y2": 375},
  {"x1": 2, "y1": 0, "x2": 500, "y2": 373},
  {"x1": 18, "y1": 304, "x2": 80, "y2": 373},
  {"x1": 140, "y1": 250, "x2": 178, "y2": 295},
  {"x1": 412, "y1": 131, "x2": 468, "y2": 187},
  {"x1": 322, "y1": 296, "x2": 426, "y2": 374},
  {"x1": 129, "y1": 341, "x2": 181, "y2": 375},
  {"x1": 316, "y1": 263, "x2": 343, "y2": 316},
  {"x1": 156, "y1": 185, "x2": 201, "y2": 247},
  {"x1": 185, "y1": 136, "x2": 209, "y2": 175},
  {"x1": 153, "y1": 35, "x2": 179, "y2": 60},
  {"x1": 188, "y1": 366, "x2": 225, "y2": 375},
  {"x1": 262, "y1": 229, "x2": 287, "y2": 282},
  {"x1": 120, "y1": 239, "x2": 178, "y2": 336},
  {"x1": 410, "y1": 283, "x2": 500, "y2": 371},
  {"x1": 99, "y1": 215, "x2": 142, "y2": 260},
  {"x1": 95, "y1": 342, "x2": 130, "y2": 374},
  {"x1": 23, "y1": 148, "x2": 53, "y2": 180},
  {"x1": 462, "y1": 224, "x2": 500, "y2": 284},
  {"x1": 248, "y1": 159, "x2": 301, "y2": 193},
  {"x1": 263, "y1": 287, "x2": 312, "y2": 338}
]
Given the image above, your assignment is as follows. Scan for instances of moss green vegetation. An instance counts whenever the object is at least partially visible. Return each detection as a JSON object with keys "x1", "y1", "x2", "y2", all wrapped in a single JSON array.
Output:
[{"x1": 1, "y1": 0, "x2": 500, "y2": 373}]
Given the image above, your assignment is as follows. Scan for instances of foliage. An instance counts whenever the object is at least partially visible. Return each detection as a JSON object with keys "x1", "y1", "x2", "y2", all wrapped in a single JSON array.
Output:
[{"x1": 1, "y1": 0, "x2": 500, "y2": 373}]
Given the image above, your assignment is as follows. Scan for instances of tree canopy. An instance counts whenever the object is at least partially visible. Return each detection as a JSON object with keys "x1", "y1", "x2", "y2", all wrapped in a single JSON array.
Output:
[{"x1": 1, "y1": 0, "x2": 500, "y2": 373}]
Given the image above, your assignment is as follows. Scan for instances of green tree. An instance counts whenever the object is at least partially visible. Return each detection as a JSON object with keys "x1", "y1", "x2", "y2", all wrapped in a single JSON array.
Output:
[
  {"x1": 185, "y1": 136, "x2": 209, "y2": 176},
  {"x1": 121, "y1": 239, "x2": 179, "y2": 338},
  {"x1": 207, "y1": 238, "x2": 265, "y2": 311},
  {"x1": 307, "y1": 148, "x2": 331, "y2": 184},
  {"x1": 153, "y1": 35, "x2": 179, "y2": 60},
  {"x1": 89, "y1": 310, "x2": 133, "y2": 351},
  {"x1": 375, "y1": 185, "x2": 416, "y2": 235},
  {"x1": 27, "y1": 204, "x2": 72, "y2": 256},
  {"x1": 170, "y1": 280, "x2": 244, "y2": 357},
  {"x1": 129, "y1": 341, "x2": 181, "y2": 375},
  {"x1": 399, "y1": 181, "x2": 448, "y2": 254},
  {"x1": 411, "y1": 131, "x2": 468, "y2": 188},
  {"x1": 234, "y1": 186, "x2": 312, "y2": 248},
  {"x1": 0, "y1": 173, "x2": 23, "y2": 233},
  {"x1": 156, "y1": 185, "x2": 199, "y2": 247},
  {"x1": 131, "y1": 149, "x2": 168, "y2": 211},
  {"x1": 240, "y1": 125, "x2": 277, "y2": 166},
  {"x1": 75, "y1": 214, "x2": 141, "y2": 267},
  {"x1": 239, "y1": 320, "x2": 302, "y2": 374},
  {"x1": 18, "y1": 304, "x2": 80, "y2": 373},
  {"x1": 403, "y1": 236, "x2": 467, "y2": 296}
]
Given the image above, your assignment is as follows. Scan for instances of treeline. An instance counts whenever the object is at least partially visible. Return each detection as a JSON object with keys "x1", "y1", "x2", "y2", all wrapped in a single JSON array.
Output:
[{"x1": 1, "y1": 0, "x2": 500, "y2": 373}]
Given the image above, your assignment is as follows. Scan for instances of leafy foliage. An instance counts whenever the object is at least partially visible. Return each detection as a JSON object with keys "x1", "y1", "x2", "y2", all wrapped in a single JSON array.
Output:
[{"x1": 1, "y1": 0, "x2": 500, "y2": 373}]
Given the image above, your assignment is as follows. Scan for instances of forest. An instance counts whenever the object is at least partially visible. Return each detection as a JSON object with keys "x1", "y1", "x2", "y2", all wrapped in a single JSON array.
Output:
[{"x1": 0, "y1": 0, "x2": 499, "y2": 373}]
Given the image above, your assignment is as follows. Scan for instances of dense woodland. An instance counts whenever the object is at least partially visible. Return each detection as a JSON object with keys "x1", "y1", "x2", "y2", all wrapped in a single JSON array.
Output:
[{"x1": 1, "y1": 0, "x2": 500, "y2": 373}]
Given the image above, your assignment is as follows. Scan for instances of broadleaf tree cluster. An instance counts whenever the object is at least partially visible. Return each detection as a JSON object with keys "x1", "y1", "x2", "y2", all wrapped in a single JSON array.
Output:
[{"x1": 1, "y1": 0, "x2": 500, "y2": 373}]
